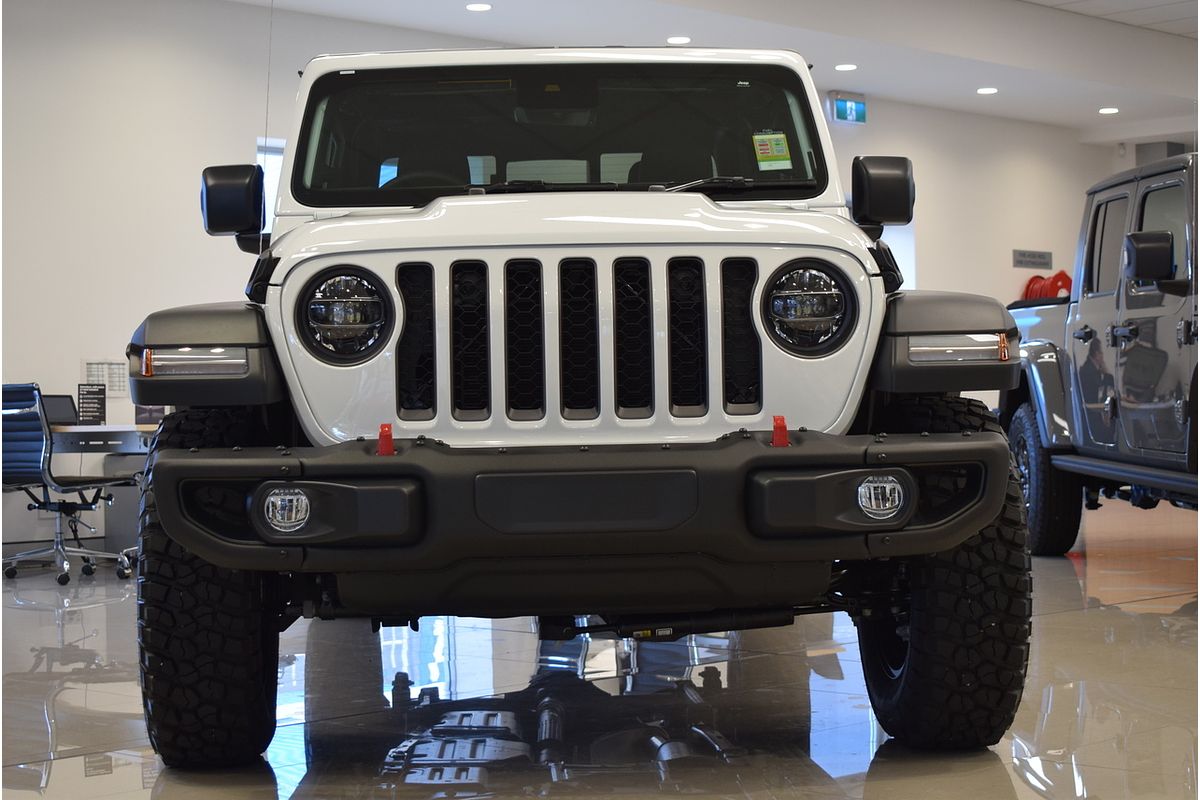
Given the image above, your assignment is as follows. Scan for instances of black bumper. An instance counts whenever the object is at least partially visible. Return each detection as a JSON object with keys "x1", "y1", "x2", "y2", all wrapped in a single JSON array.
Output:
[{"x1": 150, "y1": 428, "x2": 1011, "y2": 616}]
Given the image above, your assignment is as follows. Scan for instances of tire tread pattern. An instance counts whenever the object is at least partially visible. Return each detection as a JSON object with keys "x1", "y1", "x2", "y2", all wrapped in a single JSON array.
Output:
[
  {"x1": 138, "y1": 409, "x2": 278, "y2": 768},
  {"x1": 865, "y1": 395, "x2": 1032, "y2": 748},
  {"x1": 1009, "y1": 402, "x2": 1082, "y2": 555}
]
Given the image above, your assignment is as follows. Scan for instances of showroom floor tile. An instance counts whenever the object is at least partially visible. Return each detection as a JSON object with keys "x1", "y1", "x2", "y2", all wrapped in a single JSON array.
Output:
[{"x1": 2, "y1": 501, "x2": 1195, "y2": 799}]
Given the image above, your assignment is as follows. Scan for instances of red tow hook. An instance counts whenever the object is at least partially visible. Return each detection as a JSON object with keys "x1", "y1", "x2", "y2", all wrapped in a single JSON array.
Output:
[
  {"x1": 771, "y1": 415, "x2": 790, "y2": 447},
  {"x1": 377, "y1": 423, "x2": 395, "y2": 456}
]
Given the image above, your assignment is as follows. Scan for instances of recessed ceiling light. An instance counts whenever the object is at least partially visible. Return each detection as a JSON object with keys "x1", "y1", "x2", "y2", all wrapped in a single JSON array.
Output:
[
  {"x1": 834, "y1": 64, "x2": 857, "y2": 72},
  {"x1": 977, "y1": 87, "x2": 999, "y2": 95},
  {"x1": 667, "y1": 36, "x2": 692, "y2": 44},
  {"x1": 465, "y1": 3, "x2": 492, "y2": 11},
  {"x1": 1099, "y1": 107, "x2": 1119, "y2": 115}
]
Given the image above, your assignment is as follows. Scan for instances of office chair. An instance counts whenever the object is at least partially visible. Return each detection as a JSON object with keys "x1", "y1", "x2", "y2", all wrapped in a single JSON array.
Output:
[{"x1": 2, "y1": 383, "x2": 138, "y2": 585}]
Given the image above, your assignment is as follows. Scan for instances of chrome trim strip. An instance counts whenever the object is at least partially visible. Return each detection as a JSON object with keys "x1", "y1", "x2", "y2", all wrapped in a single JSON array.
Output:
[{"x1": 149, "y1": 347, "x2": 250, "y2": 376}]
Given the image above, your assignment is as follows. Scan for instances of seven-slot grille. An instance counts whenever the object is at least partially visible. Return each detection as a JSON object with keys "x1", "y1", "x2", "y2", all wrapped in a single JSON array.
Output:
[{"x1": 394, "y1": 257, "x2": 762, "y2": 422}]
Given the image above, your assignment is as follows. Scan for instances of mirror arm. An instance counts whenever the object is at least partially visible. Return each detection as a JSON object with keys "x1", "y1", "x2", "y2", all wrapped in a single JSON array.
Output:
[{"x1": 1156, "y1": 279, "x2": 1190, "y2": 297}]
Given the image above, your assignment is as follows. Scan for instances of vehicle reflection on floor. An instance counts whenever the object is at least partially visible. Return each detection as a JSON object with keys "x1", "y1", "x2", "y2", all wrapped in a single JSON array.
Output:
[
  {"x1": 242, "y1": 613, "x2": 1024, "y2": 800},
  {"x1": 1010, "y1": 557, "x2": 1198, "y2": 800},
  {"x1": 1, "y1": 503, "x2": 1195, "y2": 799}
]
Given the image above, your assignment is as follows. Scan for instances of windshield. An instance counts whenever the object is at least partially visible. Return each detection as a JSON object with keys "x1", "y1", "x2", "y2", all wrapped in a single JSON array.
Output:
[{"x1": 293, "y1": 62, "x2": 827, "y2": 207}]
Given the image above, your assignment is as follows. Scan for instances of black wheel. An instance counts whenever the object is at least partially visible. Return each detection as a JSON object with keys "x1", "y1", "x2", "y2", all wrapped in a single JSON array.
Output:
[
  {"x1": 1008, "y1": 402, "x2": 1083, "y2": 555},
  {"x1": 856, "y1": 395, "x2": 1032, "y2": 749},
  {"x1": 138, "y1": 409, "x2": 281, "y2": 768},
  {"x1": 81, "y1": 562, "x2": 95, "y2": 576},
  {"x1": 4, "y1": 566, "x2": 16, "y2": 579},
  {"x1": 56, "y1": 573, "x2": 70, "y2": 586},
  {"x1": 116, "y1": 567, "x2": 131, "y2": 580}
]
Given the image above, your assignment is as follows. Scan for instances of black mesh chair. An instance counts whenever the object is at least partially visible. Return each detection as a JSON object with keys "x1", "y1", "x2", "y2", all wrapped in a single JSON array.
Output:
[{"x1": 2, "y1": 384, "x2": 138, "y2": 585}]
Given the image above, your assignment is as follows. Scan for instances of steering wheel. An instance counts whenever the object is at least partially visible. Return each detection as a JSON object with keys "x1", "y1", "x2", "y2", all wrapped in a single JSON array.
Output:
[{"x1": 379, "y1": 171, "x2": 465, "y2": 189}]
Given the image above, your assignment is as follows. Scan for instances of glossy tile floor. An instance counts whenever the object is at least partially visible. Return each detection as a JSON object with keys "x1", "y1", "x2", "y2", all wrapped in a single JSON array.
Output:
[{"x1": 3, "y1": 501, "x2": 1196, "y2": 799}]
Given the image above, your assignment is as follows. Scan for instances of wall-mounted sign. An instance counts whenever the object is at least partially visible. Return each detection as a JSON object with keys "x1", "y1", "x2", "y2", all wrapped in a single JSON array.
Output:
[
  {"x1": 77, "y1": 383, "x2": 106, "y2": 425},
  {"x1": 1013, "y1": 249, "x2": 1053, "y2": 269},
  {"x1": 829, "y1": 91, "x2": 867, "y2": 124}
]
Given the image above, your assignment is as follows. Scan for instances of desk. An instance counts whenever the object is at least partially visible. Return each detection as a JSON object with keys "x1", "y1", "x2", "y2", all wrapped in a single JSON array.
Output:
[
  {"x1": 45, "y1": 426, "x2": 155, "y2": 554},
  {"x1": 50, "y1": 425, "x2": 157, "y2": 455}
]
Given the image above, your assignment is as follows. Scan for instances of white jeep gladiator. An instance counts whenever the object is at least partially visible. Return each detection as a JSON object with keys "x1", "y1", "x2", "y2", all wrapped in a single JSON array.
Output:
[{"x1": 127, "y1": 48, "x2": 1031, "y2": 768}]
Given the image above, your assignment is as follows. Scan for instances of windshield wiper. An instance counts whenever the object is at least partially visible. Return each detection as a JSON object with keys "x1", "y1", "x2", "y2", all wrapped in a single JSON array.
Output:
[
  {"x1": 664, "y1": 176, "x2": 821, "y2": 193},
  {"x1": 665, "y1": 176, "x2": 755, "y2": 192},
  {"x1": 479, "y1": 180, "x2": 619, "y2": 194}
]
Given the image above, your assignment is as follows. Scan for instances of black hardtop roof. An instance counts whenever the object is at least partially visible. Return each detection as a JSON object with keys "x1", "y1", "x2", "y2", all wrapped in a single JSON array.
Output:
[{"x1": 1088, "y1": 153, "x2": 1194, "y2": 195}]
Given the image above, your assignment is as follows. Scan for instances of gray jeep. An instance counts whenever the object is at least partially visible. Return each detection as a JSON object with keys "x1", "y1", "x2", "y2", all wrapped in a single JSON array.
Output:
[{"x1": 1002, "y1": 154, "x2": 1197, "y2": 555}]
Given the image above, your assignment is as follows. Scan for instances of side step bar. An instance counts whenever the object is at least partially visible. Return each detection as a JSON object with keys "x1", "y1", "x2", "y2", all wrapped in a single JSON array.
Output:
[{"x1": 1051, "y1": 454, "x2": 1197, "y2": 495}]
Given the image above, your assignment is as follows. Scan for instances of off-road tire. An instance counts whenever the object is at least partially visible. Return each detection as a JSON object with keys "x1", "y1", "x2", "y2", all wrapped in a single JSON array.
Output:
[
  {"x1": 857, "y1": 395, "x2": 1032, "y2": 749},
  {"x1": 1007, "y1": 402, "x2": 1083, "y2": 555},
  {"x1": 138, "y1": 409, "x2": 280, "y2": 768}
]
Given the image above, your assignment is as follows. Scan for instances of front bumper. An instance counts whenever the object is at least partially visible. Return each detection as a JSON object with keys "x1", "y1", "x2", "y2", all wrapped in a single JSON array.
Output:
[{"x1": 151, "y1": 428, "x2": 1011, "y2": 616}]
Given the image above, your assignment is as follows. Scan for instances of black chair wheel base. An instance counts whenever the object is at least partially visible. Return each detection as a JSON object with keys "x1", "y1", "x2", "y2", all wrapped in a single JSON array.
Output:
[
  {"x1": 56, "y1": 573, "x2": 70, "y2": 586},
  {"x1": 4, "y1": 566, "x2": 16, "y2": 579},
  {"x1": 116, "y1": 568, "x2": 131, "y2": 580},
  {"x1": 81, "y1": 563, "x2": 95, "y2": 577}
]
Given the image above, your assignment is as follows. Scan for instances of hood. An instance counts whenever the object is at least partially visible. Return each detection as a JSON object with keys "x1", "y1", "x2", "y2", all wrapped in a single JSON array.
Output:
[{"x1": 269, "y1": 193, "x2": 874, "y2": 264}]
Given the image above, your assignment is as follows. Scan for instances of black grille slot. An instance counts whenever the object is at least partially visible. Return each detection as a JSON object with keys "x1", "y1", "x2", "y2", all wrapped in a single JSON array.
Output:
[
  {"x1": 667, "y1": 257, "x2": 707, "y2": 415},
  {"x1": 559, "y1": 259, "x2": 600, "y2": 419},
  {"x1": 451, "y1": 261, "x2": 490, "y2": 420},
  {"x1": 720, "y1": 259, "x2": 762, "y2": 414},
  {"x1": 613, "y1": 258, "x2": 654, "y2": 418},
  {"x1": 395, "y1": 262, "x2": 436, "y2": 420},
  {"x1": 504, "y1": 260, "x2": 545, "y2": 420}
]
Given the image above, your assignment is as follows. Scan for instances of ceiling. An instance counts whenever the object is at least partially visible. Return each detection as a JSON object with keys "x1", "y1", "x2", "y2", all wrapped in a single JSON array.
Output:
[
  {"x1": 230, "y1": 0, "x2": 1196, "y2": 143},
  {"x1": 1018, "y1": 0, "x2": 1196, "y2": 38}
]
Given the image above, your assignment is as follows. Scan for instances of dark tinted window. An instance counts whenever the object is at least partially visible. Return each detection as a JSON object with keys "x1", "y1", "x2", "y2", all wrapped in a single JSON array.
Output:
[
  {"x1": 1090, "y1": 195, "x2": 1129, "y2": 294},
  {"x1": 1138, "y1": 183, "x2": 1186, "y2": 280},
  {"x1": 293, "y1": 63, "x2": 826, "y2": 207}
]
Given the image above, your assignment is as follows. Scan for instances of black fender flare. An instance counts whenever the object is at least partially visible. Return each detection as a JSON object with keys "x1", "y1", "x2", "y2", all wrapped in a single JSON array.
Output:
[
  {"x1": 868, "y1": 291, "x2": 1020, "y2": 394},
  {"x1": 1017, "y1": 340, "x2": 1074, "y2": 450},
  {"x1": 127, "y1": 302, "x2": 284, "y2": 406}
]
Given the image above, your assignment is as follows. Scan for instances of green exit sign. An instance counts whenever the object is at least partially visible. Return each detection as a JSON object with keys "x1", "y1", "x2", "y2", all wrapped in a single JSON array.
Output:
[{"x1": 830, "y1": 92, "x2": 867, "y2": 124}]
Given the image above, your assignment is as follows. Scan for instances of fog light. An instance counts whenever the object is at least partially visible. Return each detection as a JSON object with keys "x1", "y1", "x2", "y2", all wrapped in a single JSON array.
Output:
[
  {"x1": 857, "y1": 475, "x2": 904, "y2": 520},
  {"x1": 264, "y1": 488, "x2": 310, "y2": 533}
]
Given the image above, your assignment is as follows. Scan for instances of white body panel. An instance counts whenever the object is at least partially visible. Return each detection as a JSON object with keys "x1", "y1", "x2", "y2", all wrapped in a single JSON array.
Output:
[{"x1": 261, "y1": 47, "x2": 883, "y2": 448}]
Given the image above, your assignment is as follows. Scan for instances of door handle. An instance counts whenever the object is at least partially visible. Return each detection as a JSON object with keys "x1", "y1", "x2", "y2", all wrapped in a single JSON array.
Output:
[
  {"x1": 1072, "y1": 325, "x2": 1094, "y2": 342},
  {"x1": 1111, "y1": 323, "x2": 1139, "y2": 344}
]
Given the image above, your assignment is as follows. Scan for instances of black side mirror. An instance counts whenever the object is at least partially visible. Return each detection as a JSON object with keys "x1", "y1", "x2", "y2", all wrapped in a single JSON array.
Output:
[
  {"x1": 851, "y1": 156, "x2": 915, "y2": 235},
  {"x1": 201, "y1": 165, "x2": 264, "y2": 236},
  {"x1": 1124, "y1": 231, "x2": 1173, "y2": 281},
  {"x1": 1124, "y1": 231, "x2": 1188, "y2": 296}
]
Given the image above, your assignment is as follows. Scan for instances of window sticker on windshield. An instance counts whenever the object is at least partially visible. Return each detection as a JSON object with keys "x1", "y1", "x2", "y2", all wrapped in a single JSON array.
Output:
[{"x1": 752, "y1": 131, "x2": 792, "y2": 171}]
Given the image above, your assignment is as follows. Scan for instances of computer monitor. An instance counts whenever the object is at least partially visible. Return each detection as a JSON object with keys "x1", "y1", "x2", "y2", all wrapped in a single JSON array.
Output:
[{"x1": 42, "y1": 395, "x2": 78, "y2": 426}]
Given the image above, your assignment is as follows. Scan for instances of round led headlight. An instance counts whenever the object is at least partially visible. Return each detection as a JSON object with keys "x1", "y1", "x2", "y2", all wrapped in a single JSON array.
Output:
[
  {"x1": 762, "y1": 261, "x2": 856, "y2": 357},
  {"x1": 297, "y1": 267, "x2": 395, "y2": 364}
]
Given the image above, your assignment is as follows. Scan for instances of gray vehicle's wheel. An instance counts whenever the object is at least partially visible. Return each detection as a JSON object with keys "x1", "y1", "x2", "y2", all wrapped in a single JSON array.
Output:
[
  {"x1": 856, "y1": 395, "x2": 1032, "y2": 749},
  {"x1": 1008, "y1": 402, "x2": 1082, "y2": 555},
  {"x1": 138, "y1": 409, "x2": 280, "y2": 768}
]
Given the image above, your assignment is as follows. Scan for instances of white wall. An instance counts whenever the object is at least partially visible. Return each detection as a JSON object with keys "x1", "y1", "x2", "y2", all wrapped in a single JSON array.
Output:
[{"x1": 826, "y1": 96, "x2": 1114, "y2": 304}]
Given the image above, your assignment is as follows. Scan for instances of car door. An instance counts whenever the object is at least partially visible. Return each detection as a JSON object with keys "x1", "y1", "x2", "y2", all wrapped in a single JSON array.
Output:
[
  {"x1": 1115, "y1": 169, "x2": 1195, "y2": 462},
  {"x1": 1068, "y1": 184, "x2": 1131, "y2": 455}
]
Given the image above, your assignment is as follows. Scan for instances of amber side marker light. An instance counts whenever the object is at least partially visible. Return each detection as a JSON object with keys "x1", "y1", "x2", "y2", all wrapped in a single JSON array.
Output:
[{"x1": 139, "y1": 346, "x2": 249, "y2": 377}]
